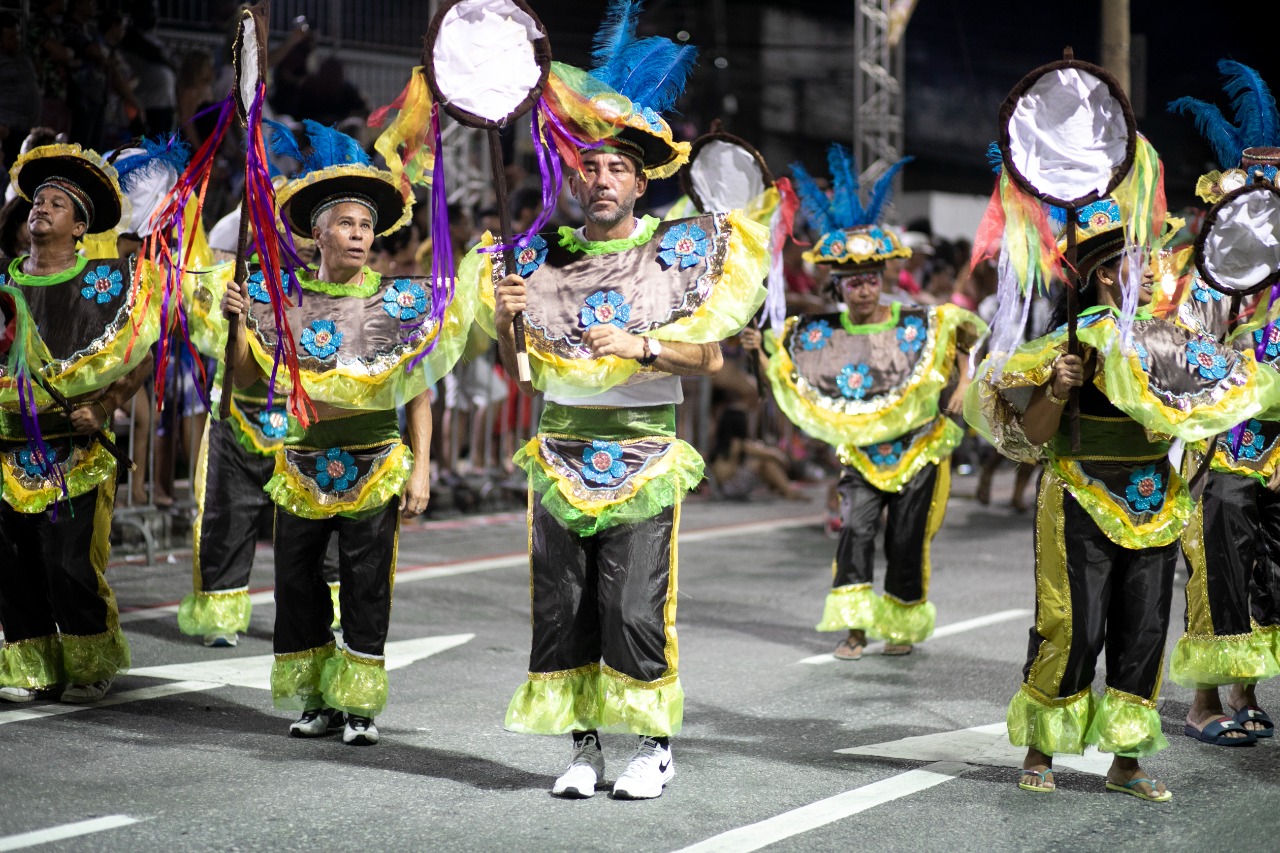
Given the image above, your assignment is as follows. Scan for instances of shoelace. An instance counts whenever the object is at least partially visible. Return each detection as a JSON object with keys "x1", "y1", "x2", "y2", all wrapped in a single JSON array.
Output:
[
  {"x1": 569, "y1": 734, "x2": 600, "y2": 764},
  {"x1": 622, "y1": 738, "x2": 667, "y2": 773}
]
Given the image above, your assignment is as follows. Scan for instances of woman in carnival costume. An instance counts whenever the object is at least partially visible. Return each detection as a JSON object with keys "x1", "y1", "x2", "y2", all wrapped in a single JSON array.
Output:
[
  {"x1": 0, "y1": 143, "x2": 160, "y2": 703},
  {"x1": 222, "y1": 120, "x2": 474, "y2": 746},
  {"x1": 966, "y1": 136, "x2": 1280, "y2": 800},
  {"x1": 1165, "y1": 60, "x2": 1280, "y2": 744},
  {"x1": 747, "y1": 146, "x2": 985, "y2": 660},
  {"x1": 461, "y1": 1, "x2": 769, "y2": 798}
]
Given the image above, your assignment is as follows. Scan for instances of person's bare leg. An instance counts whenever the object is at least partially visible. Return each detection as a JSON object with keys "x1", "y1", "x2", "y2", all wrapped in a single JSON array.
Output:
[
  {"x1": 128, "y1": 388, "x2": 152, "y2": 506},
  {"x1": 1186, "y1": 686, "x2": 1247, "y2": 739},
  {"x1": 1011, "y1": 462, "x2": 1035, "y2": 512},
  {"x1": 976, "y1": 453, "x2": 998, "y2": 505},
  {"x1": 1227, "y1": 682, "x2": 1267, "y2": 731}
]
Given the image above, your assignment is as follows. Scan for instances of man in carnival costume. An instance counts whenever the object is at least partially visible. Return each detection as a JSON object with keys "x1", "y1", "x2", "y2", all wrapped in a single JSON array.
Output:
[
  {"x1": 746, "y1": 147, "x2": 985, "y2": 660},
  {"x1": 1165, "y1": 61, "x2": 1280, "y2": 745},
  {"x1": 463, "y1": 2, "x2": 768, "y2": 799},
  {"x1": 222, "y1": 121, "x2": 472, "y2": 746},
  {"x1": 967, "y1": 137, "x2": 1280, "y2": 800},
  {"x1": 0, "y1": 144, "x2": 160, "y2": 703}
]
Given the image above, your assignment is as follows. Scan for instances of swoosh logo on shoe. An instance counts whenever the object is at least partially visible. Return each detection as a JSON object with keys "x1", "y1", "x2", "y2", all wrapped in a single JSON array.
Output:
[{"x1": 658, "y1": 759, "x2": 671, "y2": 773}]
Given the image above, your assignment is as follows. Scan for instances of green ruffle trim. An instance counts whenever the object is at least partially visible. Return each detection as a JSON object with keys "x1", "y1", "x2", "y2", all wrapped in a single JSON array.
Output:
[
  {"x1": 1, "y1": 438, "x2": 115, "y2": 513},
  {"x1": 518, "y1": 440, "x2": 703, "y2": 536},
  {"x1": 1170, "y1": 630, "x2": 1280, "y2": 689},
  {"x1": 271, "y1": 642, "x2": 335, "y2": 711},
  {"x1": 320, "y1": 649, "x2": 389, "y2": 717},
  {"x1": 506, "y1": 666, "x2": 602, "y2": 735},
  {"x1": 7, "y1": 254, "x2": 90, "y2": 285},
  {"x1": 769, "y1": 303, "x2": 984, "y2": 448},
  {"x1": 1049, "y1": 458, "x2": 1193, "y2": 550},
  {"x1": 1086, "y1": 689, "x2": 1168, "y2": 758},
  {"x1": 61, "y1": 627, "x2": 130, "y2": 684},
  {"x1": 1006, "y1": 685, "x2": 1095, "y2": 756},
  {"x1": 876, "y1": 596, "x2": 937, "y2": 645},
  {"x1": 504, "y1": 665, "x2": 684, "y2": 736},
  {"x1": 177, "y1": 590, "x2": 251, "y2": 636},
  {"x1": 0, "y1": 634, "x2": 64, "y2": 689},
  {"x1": 838, "y1": 418, "x2": 962, "y2": 493},
  {"x1": 1260, "y1": 625, "x2": 1280, "y2": 669},
  {"x1": 558, "y1": 215, "x2": 661, "y2": 255},
  {"x1": 265, "y1": 443, "x2": 412, "y2": 520},
  {"x1": 295, "y1": 269, "x2": 383, "y2": 298},
  {"x1": 815, "y1": 584, "x2": 881, "y2": 633},
  {"x1": 182, "y1": 261, "x2": 232, "y2": 359}
]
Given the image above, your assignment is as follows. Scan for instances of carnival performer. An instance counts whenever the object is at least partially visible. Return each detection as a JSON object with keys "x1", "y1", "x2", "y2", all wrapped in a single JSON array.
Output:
[
  {"x1": 747, "y1": 146, "x2": 984, "y2": 660},
  {"x1": 967, "y1": 181, "x2": 1280, "y2": 800},
  {"x1": 222, "y1": 121, "x2": 472, "y2": 746},
  {"x1": 463, "y1": 4, "x2": 768, "y2": 799},
  {"x1": 1166, "y1": 62, "x2": 1280, "y2": 745},
  {"x1": 0, "y1": 144, "x2": 160, "y2": 703}
]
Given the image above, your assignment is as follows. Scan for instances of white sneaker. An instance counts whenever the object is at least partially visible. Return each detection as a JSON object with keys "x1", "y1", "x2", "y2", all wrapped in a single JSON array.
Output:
[
  {"x1": 551, "y1": 733, "x2": 604, "y2": 798},
  {"x1": 289, "y1": 707, "x2": 345, "y2": 737},
  {"x1": 611, "y1": 737, "x2": 674, "y2": 799},
  {"x1": 60, "y1": 678, "x2": 114, "y2": 704},
  {"x1": 343, "y1": 714, "x2": 379, "y2": 746},
  {"x1": 203, "y1": 632, "x2": 238, "y2": 648},
  {"x1": 0, "y1": 685, "x2": 37, "y2": 703}
]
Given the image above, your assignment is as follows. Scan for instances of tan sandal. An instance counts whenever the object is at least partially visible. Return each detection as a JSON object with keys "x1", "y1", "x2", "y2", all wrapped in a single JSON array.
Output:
[
  {"x1": 881, "y1": 643, "x2": 914, "y2": 656},
  {"x1": 833, "y1": 637, "x2": 865, "y2": 660}
]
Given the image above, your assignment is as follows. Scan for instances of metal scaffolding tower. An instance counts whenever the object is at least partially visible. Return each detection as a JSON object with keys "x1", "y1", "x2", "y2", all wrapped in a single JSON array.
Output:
[{"x1": 852, "y1": 0, "x2": 905, "y2": 188}]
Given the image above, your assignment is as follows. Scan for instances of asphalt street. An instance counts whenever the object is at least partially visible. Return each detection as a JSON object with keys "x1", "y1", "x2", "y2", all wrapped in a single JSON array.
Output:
[{"x1": 1, "y1": 468, "x2": 1277, "y2": 852}]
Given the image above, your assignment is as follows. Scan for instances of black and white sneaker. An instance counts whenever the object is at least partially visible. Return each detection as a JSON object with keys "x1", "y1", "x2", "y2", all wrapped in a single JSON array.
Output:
[
  {"x1": 343, "y1": 714, "x2": 379, "y2": 746},
  {"x1": 612, "y1": 737, "x2": 674, "y2": 799},
  {"x1": 60, "y1": 678, "x2": 114, "y2": 704},
  {"x1": 289, "y1": 707, "x2": 345, "y2": 737},
  {"x1": 551, "y1": 733, "x2": 604, "y2": 798}
]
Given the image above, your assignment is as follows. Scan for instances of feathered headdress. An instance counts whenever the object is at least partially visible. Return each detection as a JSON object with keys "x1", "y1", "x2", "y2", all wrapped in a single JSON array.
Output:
[
  {"x1": 1169, "y1": 60, "x2": 1279, "y2": 170},
  {"x1": 789, "y1": 143, "x2": 913, "y2": 267},
  {"x1": 583, "y1": 0, "x2": 696, "y2": 179}
]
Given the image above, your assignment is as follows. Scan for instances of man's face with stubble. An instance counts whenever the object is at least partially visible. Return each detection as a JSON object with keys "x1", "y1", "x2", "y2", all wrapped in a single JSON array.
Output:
[{"x1": 569, "y1": 150, "x2": 648, "y2": 229}]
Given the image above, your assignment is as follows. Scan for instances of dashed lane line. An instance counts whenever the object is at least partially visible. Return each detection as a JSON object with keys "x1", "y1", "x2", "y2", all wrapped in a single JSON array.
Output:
[
  {"x1": 0, "y1": 816, "x2": 143, "y2": 851},
  {"x1": 798, "y1": 608, "x2": 1032, "y2": 664}
]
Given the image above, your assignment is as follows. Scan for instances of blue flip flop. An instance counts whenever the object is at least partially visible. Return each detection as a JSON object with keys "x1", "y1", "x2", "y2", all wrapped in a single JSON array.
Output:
[
  {"x1": 1231, "y1": 705, "x2": 1275, "y2": 739},
  {"x1": 1183, "y1": 715, "x2": 1257, "y2": 746}
]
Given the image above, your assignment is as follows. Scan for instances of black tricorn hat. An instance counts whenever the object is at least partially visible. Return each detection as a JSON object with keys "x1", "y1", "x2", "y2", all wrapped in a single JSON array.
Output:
[{"x1": 10, "y1": 144, "x2": 126, "y2": 234}]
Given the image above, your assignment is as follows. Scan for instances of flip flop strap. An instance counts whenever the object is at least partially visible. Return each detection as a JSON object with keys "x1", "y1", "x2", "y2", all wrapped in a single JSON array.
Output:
[
  {"x1": 1021, "y1": 768, "x2": 1052, "y2": 780},
  {"x1": 1124, "y1": 777, "x2": 1158, "y2": 790}
]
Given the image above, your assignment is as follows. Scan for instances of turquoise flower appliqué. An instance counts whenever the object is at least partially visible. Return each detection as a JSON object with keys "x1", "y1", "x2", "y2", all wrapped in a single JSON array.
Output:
[
  {"x1": 514, "y1": 234, "x2": 548, "y2": 277},
  {"x1": 80, "y1": 265, "x2": 122, "y2": 304},
  {"x1": 867, "y1": 440, "x2": 904, "y2": 467},
  {"x1": 1124, "y1": 465, "x2": 1164, "y2": 513},
  {"x1": 582, "y1": 440, "x2": 626, "y2": 485},
  {"x1": 246, "y1": 270, "x2": 274, "y2": 304},
  {"x1": 1254, "y1": 324, "x2": 1280, "y2": 361},
  {"x1": 800, "y1": 319, "x2": 833, "y2": 351},
  {"x1": 1186, "y1": 339, "x2": 1228, "y2": 380},
  {"x1": 256, "y1": 408, "x2": 289, "y2": 440},
  {"x1": 1192, "y1": 277, "x2": 1224, "y2": 304},
  {"x1": 897, "y1": 316, "x2": 926, "y2": 354},
  {"x1": 382, "y1": 278, "x2": 428, "y2": 321},
  {"x1": 835, "y1": 363, "x2": 872, "y2": 400},
  {"x1": 1236, "y1": 419, "x2": 1267, "y2": 460},
  {"x1": 1125, "y1": 340, "x2": 1150, "y2": 372},
  {"x1": 580, "y1": 290, "x2": 631, "y2": 330},
  {"x1": 657, "y1": 221, "x2": 710, "y2": 270},
  {"x1": 314, "y1": 448, "x2": 358, "y2": 492},
  {"x1": 16, "y1": 446, "x2": 50, "y2": 478},
  {"x1": 300, "y1": 319, "x2": 343, "y2": 359}
]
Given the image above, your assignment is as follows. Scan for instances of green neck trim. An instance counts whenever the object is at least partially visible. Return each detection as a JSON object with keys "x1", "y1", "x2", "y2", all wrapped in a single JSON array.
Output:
[
  {"x1": 8, "y1": 254, "x2": 90, "y2": 287},
  {"x1": 840, "y1": 301, "x2": 900, "y2": 335},
  {"x1": 1080, "y1": 304, "x2": 1155, "y2": 322},
  {"x1": 295, "y1": 267, "x2": 382, "y2": 298},
  {"x1": 558, "y1": 215, "x2": 660, "y2": 256}
]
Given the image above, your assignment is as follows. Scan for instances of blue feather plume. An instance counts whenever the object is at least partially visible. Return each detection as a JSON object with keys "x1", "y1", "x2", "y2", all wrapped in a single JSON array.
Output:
[
  {"x1": 788, "y1": 162, "x2": 835, "y2": 236},
  {"x1": 115, "y1": 134, "x2": 191, "y2": 192},
  {"x1": 1168, "y1": 96, "x2": 1244, "y2": 168},
  {"x1": 264, "y1": 119, "x2": 305, "y2": 169},
  {"x1": 1219, "y1": 59, "x2": 1280, "y2": 149},
  {"x1": 826, "y1": 145, "x2": 862, "y2": 226},
  {"x1": 590, "y1": 0, "x2": 643, "y2": 92},
  {"x1": 300, "y1": 119, "x2": 370, "y2": 175},
  {"x1": 864, "y1": 156, "x2": 913, "y2": 225},
  {"x1": 985, "y1": 141, "x2": 1003, "y2": 174}
]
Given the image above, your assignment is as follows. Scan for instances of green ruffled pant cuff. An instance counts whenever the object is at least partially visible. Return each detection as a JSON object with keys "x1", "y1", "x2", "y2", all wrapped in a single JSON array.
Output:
[
  {"x1": 271, "y1": 642, "x2": 336, "y2": 711},
  {"x1": 61, "y1": 628, "x2": 130, "y2": 684},
  {"x1": 815, "y1": 585, "x2": 881, "y2": 633},
  {"x1": 1086, "y1": 689, "x2": 1168, "y2": 758},
  {"x1": 1259, "y1": 625, "x2": 1280, "y2": 670},
  {"x1": 875, "y1": 597, "x2": 936, "y2": 645},
  {"x1": 0, "y1": 634, "x2": 64, "y2": 689},
  {"x1": 1006, "y1": 685, "x2": 1095, "y2": 756},
  {"x1": 177, "y1": 590, "x2": 252, "y2": 636},
  {"x1": 504, "y1": 664, "x2": 683, "y2": 737},
  {"x1": 320, "y1": 648, "x2": 389, "y2": 717},
  {"x1": 1169, "y1": 630, "x2": 1280, "y2": 689}
]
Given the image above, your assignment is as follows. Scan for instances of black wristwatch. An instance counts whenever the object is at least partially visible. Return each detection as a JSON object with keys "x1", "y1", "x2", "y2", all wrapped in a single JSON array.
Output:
[{"x1": 637, "y1": 336, "x2": 662, "y2": 366}]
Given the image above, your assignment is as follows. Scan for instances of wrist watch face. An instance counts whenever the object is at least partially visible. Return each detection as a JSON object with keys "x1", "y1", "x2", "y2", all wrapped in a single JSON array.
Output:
[{"x1": 648, "y1": 338, "x2": 663, "y2": 357}]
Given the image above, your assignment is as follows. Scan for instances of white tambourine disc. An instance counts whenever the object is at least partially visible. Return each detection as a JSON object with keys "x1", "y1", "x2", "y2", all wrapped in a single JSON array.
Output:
[
  {"x1": 1199, "y1": 186, "x2": 1280, "y2": 295},
  {"x1": 432, "y1": 0, "x2": 543, "y2": 122},
  {"x1": 690, "y1": 139, "x2": 768, "y2": 213},
  {"x1": 238, "y1": 14, "x2": 260, "y2": 112}
]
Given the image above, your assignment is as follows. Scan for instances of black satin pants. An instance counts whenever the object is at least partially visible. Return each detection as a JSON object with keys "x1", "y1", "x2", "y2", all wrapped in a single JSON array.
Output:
[
  {"x1": 528, "y1": 503, "x2": 676, "y2": 684},
  {"x1": 832, "y1": 463, "x2": 938, "y2": 603},
  {"x1": 272, "y1": 499, "x2": 399, "y2": 659}
]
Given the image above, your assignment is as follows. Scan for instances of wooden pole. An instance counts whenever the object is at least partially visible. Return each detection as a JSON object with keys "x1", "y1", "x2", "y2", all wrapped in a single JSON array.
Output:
[
  {"x1": 1100, "y1": 0, "x2": 1130, "y2": 95},
  {"x1": 1066, "y1": 213, "x2": 1081, "y2": 452},
  {"x1": 488, "y1": 128, "x2": 531, "y2": 382}
]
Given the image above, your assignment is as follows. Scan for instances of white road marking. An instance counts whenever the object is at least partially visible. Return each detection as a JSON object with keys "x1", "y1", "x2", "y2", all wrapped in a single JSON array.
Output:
[
  {"x1": 836, "y1": 721, "x2": 1112, "y2": 776},
  {"x1": 799, "y1": 608, "x2": 1032, "y2": 664},
  {"x1": 671, "y1": 761, "x2": 970, "y2": 853},
  {"x1": 0, "y1": 635, "x2": 473, "y2": 726},
  {"x1": 115, "y1": 514, "x2": 825, "y2": 624},
  {"x1": 0, "y1": 816, "x2": 142, "y2": 851}
]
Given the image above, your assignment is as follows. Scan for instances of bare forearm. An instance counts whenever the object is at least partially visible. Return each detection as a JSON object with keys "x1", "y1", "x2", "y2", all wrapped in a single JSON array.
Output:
[
  {"x1": 228, "y1": 327, "x2": 260, "y2": 389},
  {"x1": 405, "y1": 392, "x2": 433, "y2": 459},
  {"x1": 650, "y1": 340, "x2": 723, "y2": 377},
  {"x1": 1023, "y1": 388, "x2": 1066, "y2": 445},
  {"x1": 96, "y1": 354, "x2": 154, "y2": 412}
]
